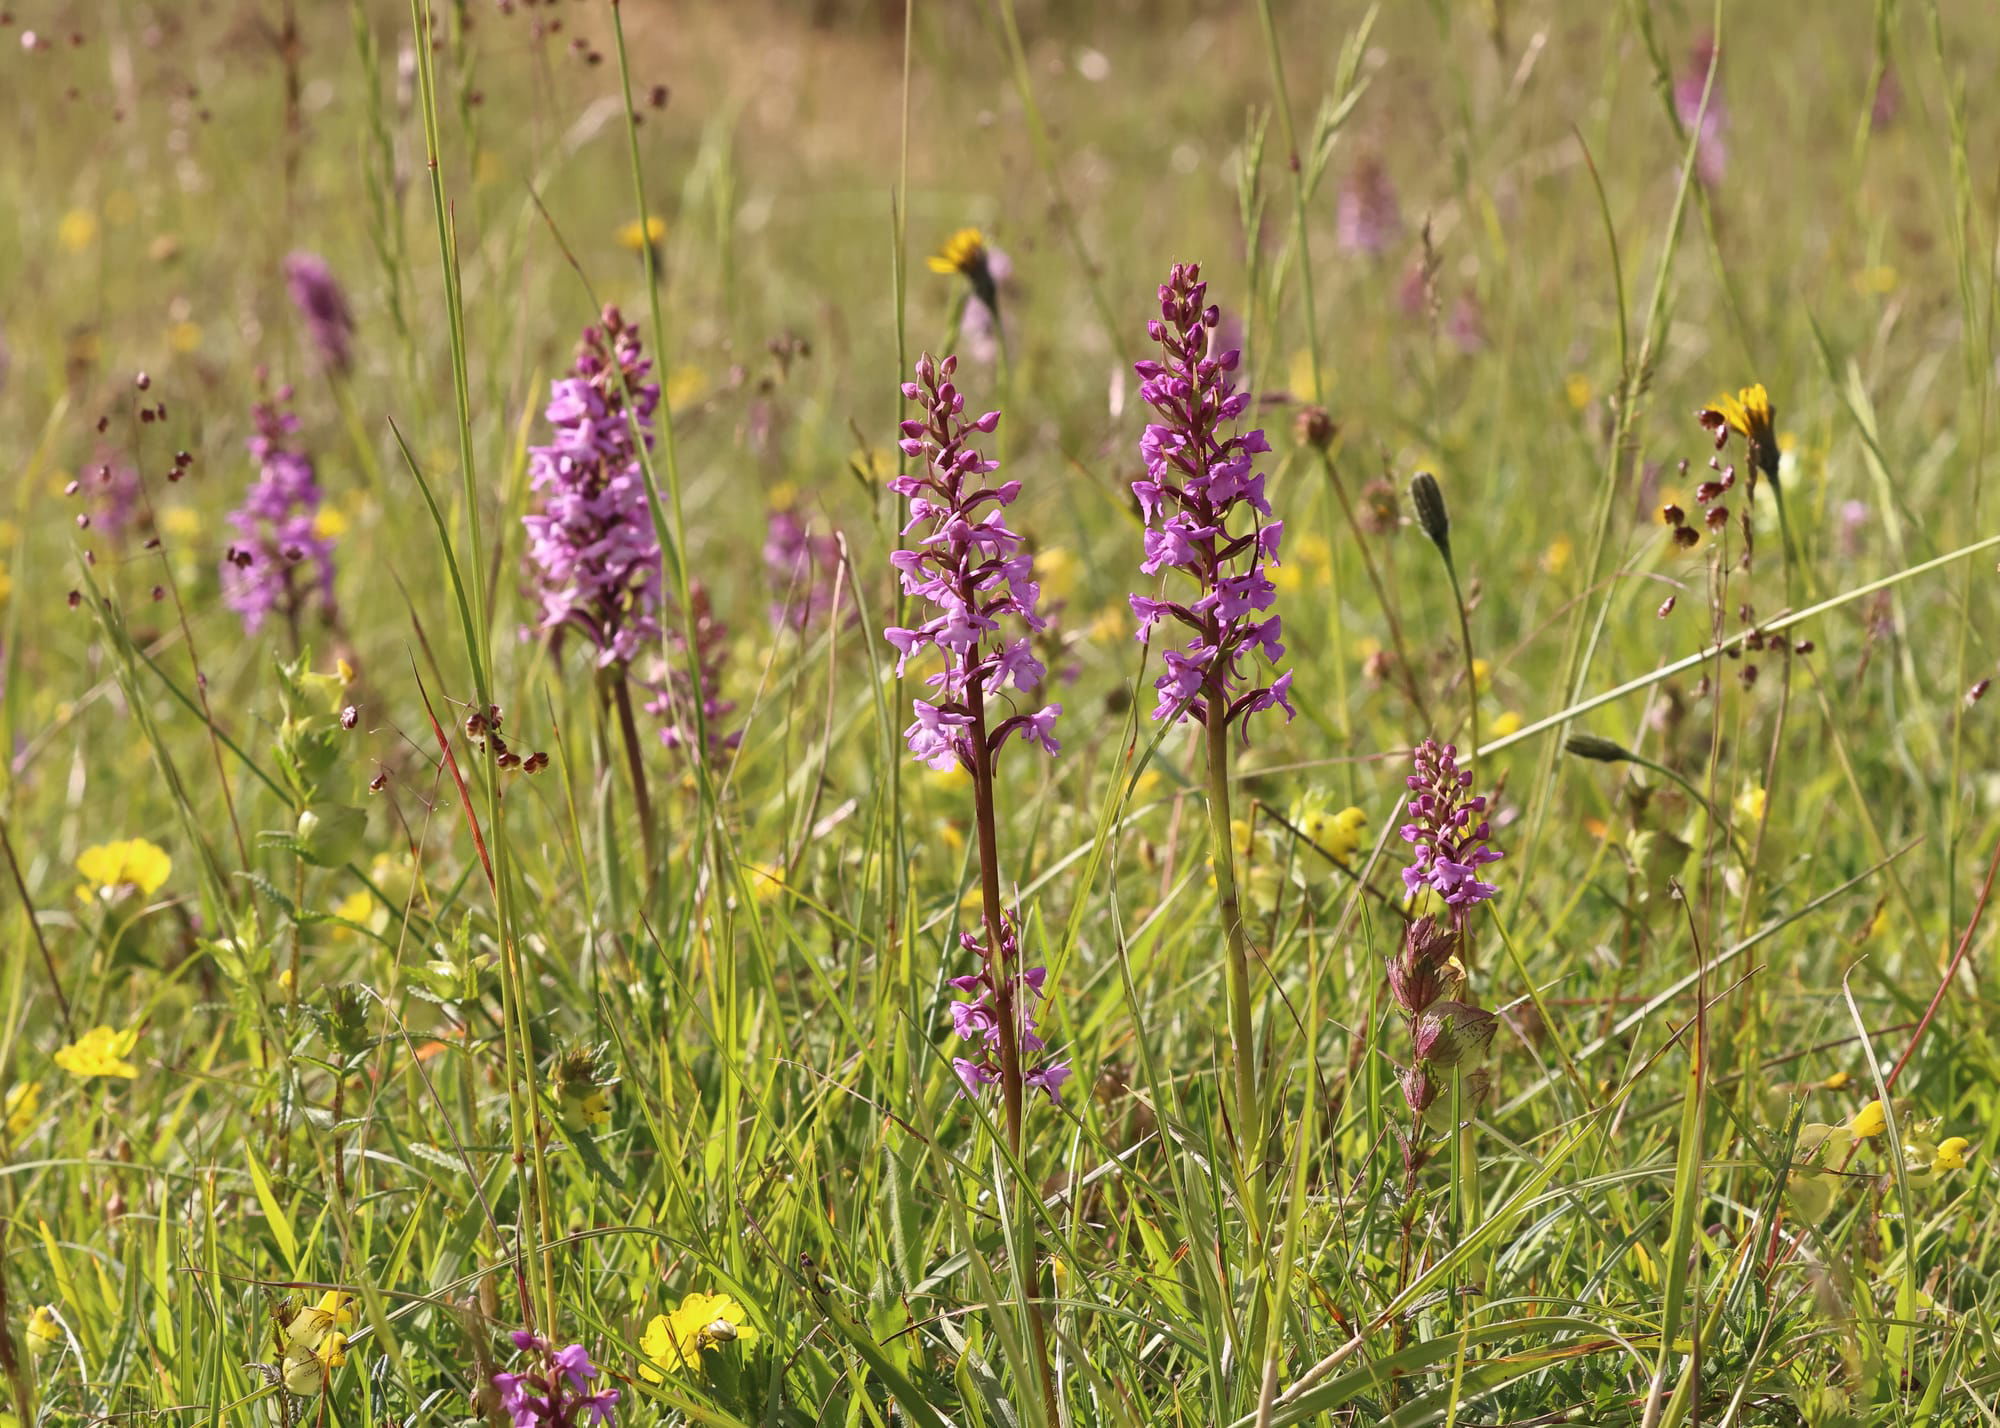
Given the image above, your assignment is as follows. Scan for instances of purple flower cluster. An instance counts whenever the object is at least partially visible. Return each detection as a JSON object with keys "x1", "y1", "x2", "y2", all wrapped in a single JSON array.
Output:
[
  {"x1": 647, "y1": 581, "x2": 739, "y2": 758},
  {"x1": 1399, "y1": 738, "x2": 1502, "y2": 913},
  {"x1": 763, "y1": 505, "x2": 844, "y2": 631},
  {"x1": 523, "y1": 306, "x2": 664, "y2": 669},
  {"x1": 1336, "y1": 156, "x2": 1402, "y2": 257},
  {"x1": 1673, "y1": 33, "x2": 1728, "y2": 186},
  {"x1": 492, "y1": 1330, "x2": 618, "y2": 1428},
  {"x1": 1129, "y1": 263, "x2": 1293, "y2": 735},
  {"x1": 221, "y1": 387, "x2": 337, "y2": 635},
  {"x1": 948, "y1": 914, "x2": 1070, "y2": 1104},
  {"x1": 885, "y1": 353, "x2": 1059, "y2": 770},
  {"x1": 283, "y1": 252, "x2": 356, "y2": 376}
]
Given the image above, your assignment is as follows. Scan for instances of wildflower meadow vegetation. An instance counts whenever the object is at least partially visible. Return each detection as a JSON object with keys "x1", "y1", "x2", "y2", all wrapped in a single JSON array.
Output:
[{"x1": 6, "y1": 1, "x2": 2000, "y2": 1423}]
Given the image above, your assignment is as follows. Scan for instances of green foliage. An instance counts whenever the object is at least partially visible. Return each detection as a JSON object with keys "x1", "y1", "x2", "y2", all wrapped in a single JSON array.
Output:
[{"x1": 2, "y1": 1, "x2": 1999, "y2": 1425}]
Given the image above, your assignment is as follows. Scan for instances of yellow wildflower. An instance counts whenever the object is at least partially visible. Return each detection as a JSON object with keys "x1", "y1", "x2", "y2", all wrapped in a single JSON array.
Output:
[
  {"x1": 927, "y1": 227, "x2": 987, "y2": 278},
  {"x1": 26, "y1": 1304, "x2": 61, "y2": 1358},
  {"x1": 76, "y1": 838, "x2": 172, "y2": 901},
  {"x1": 4, "y1": 1080, "x2": 40, "y2": 1139},
  {"x1": 332, "y1": 888, "x2": 374, "y2": 936},
  {"x1": 1933, "y1": 1136, "x2": 1970, "y2": 1172},
  {"x1": 167, "y1": 319, "x2": 203, "y2": 352},
  {"x1": 1294, "y1": 796, "x2": 1368, "y2": 868},
  {"x1": 59, "y1": 209, "x2": 98, "y2": 252},
  {"x1": 313, "y1": 507, "x2": 350, "y2": 541},
  {"x1": 1734, "y1": 786, "x2": 1767, "y2": 826},
  {"x1": 1470, "y1": 658, "x2": 1491, "y2": 693},
  {"x1": 558, "y1": 1084, "x2": 611, "y2": 1132},
  {"x1": 1847, "y1": 1099, "x2": 1887, "y2": 1140},
  {"x1": 1035, "y1": 546, "x2": 1078, "y2": 601},
  {"x1": 160, "y1": 506, "x2": 203, "y2": 538},
  {"x1": 1819, "y1": 1071, "x2": 1851, "y2": 1091},
  {"x1": 1705, "y1": 383, "x2": 1778, "y2": 479},
  {"x1": 1564, "y1": 373, "x2": 1592, "y2": 410},
  {"x1": 618, "y1": 215, "x2": 667, "y2": 252},
  {"x1": 1540, "y1": 535, "x2": 1572, "y2": 575},
  {"x1": 54, "y1": 1025, "x2": 141, "y2": 1080},
  {"x1": 639, "y1": 1291, "x2": 758, "y2": 1379},
  {"x1": 1490, "y1": 711, "x2": 1524, "y2": 738},
  {"x1": 1852, "y1": 264, "x2": 1897, "y2": 295},
  {"x1": 745, "y1": 861, "x2": 787, "y2": 904},
  {"x1": 665, "y1": 364, "x2": 707, "y2": 412},
  {"x1": 1087, "y1": 603, "x2": 1128, "y2": 643}
]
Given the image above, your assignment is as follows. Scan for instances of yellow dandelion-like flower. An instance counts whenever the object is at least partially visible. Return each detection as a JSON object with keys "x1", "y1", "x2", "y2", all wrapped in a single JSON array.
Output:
[
  {"x1": 927, "y1": 228, "x2": 987, "y2": 278},
  {"x1": 639, "y1": 1292, "x2": 758, "y2": 1380},
  {"x1": 1847, "y1": 1099, "x2": 1887, "y2": 1140},
  {"x1": 54, "y1": 1025, "x2": 141, "y2": 1080},
  {"x1": 313, "y1": 507, "x2": 351, "y2": 541},
  {"x1": 76, "y1": 838, "x2": 172, "y2": 900},
  {"x1": 59, "y1": 209, "x2": 99, "y2": 252},
  {"x1": 1705, "y1": 383, "x2": 1779, "y2": 479},
  {"x1": 4, "y1": 1080, "x2": 41, "y2": 1139},
  {"x1": 1490, "y1": 710, "x2": 1524, "y2": 738},
  {"x1": 618, "y1": 215, "x2": 667, "y2": 252},
  {"x1": 26, "y1": 1304, "x2": 61, "y2": 1358}
]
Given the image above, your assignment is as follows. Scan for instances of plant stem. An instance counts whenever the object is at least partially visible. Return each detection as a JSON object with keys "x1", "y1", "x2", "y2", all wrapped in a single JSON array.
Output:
[
  {"x1": 1320, "y1": 452, "x2": 1432, "y2": 726},
  {"x1": 1205, "y1": 696, "x2": 1264, "y2": 1229},
  {"x1": 965, "y1": 680, "x2": 1059, "y2": 1426},
  {"x1": 610, "y1": 673, "x2": 658, "y2": 887},
  {"x1": 1444, "y1": 558, "x2": 1479, "y2": 777}
]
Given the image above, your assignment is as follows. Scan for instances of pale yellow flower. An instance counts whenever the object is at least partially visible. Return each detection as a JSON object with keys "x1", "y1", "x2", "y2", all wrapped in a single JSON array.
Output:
[
  {"x1": 1490, "y1": 711, "x2": 1524, "y2": 738},
  {"x1": 76, "y1": 838, "x2": 172, "y2": 900},
  {"x1": 3, "y1": 1080, "x2": 40, "y2": 1139},
  {"x1": 1540, "y1": 535, "x2": 1572, "y2": 575},
  {"x1": 1734, "y1": 786, "x2": 1767, "y2": 826},
  {"x1": 25, "y1": 1304, "x2": 61, "y2": 1358},
  {"x1": 1847, "y1": 1099, "x2": 1887, "y2": 1140},
  {"x1": 1564, "y1": 373, "x2": 1592, "y2": 410},
  {"x1": 59, "y1": 209, "x2": 98, "y2": 252},
  {"x1": 54, "y1": 1025, "x2": 141, "y2": 1080}
]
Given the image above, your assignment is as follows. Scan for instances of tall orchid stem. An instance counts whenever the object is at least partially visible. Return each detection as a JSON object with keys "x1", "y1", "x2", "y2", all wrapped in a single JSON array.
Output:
[
  {"x1": 1204, "y1": 695, "x2": 1265, "y2": 1230},
  {"x1": 966, "y1": 682, "x2": 1059, "y2": 1426},
  {"x1": 610, "y1": 673, "x2": 658, "y2": 885}
]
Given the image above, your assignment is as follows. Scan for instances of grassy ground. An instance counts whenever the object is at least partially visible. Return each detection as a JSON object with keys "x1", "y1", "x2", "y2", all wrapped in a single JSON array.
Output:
[{"x1": 3, "y1": 1, "x2": 1999, "y2": 1424}]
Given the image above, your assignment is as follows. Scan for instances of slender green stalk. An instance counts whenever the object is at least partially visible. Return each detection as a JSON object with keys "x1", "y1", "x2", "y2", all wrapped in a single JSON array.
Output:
[{"x1": 1205, "y1": 697, "x2": 1263, "y2": 1230}]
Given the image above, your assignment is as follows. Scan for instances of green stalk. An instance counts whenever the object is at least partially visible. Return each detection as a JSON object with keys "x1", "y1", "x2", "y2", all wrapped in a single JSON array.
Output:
[{"x1": 1205, "y1": 697, "x2": 1264, "y2": 1230}]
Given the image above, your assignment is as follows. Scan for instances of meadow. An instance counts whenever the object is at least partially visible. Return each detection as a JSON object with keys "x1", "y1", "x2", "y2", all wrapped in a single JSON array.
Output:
[{"x1": 3, "y1": 0, "x2": 1999, "y2": 1423}]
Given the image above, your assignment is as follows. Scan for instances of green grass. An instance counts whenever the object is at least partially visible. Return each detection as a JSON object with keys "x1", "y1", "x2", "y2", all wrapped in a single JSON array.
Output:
[{"x1": 3, "y1": 1, "x2": 2000, "y2": 1424}]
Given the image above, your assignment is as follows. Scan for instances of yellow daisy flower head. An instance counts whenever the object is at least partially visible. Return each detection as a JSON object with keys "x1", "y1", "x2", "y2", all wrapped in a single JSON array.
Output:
[
  {"x1": 1701, "y1": 383, "x2": 1779, "y2": 480},
  {"x1": 26, "y1": 1304, "x2": 62, "y2": 1358},
  {"x1": 618, "y1": 215, "x2": 667, "y2": 252},
  {"x1": 4, "y1": 1080, "x2": 41, "y2": 1139},
  {"x1": 76, "y1": 838, "x2": 172, "y2": 902},
  {"x1": 639, "y1": 1291, "x2": 758, "y2": 1379},
  {"x1": 927, "y1": 227, "x2": 998, "y2": 311},
  {"x1": 54, "y1": 1024, "x2": 141, "y2": 1080}
]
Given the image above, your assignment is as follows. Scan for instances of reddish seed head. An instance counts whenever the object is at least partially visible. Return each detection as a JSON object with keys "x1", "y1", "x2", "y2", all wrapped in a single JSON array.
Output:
[
  {"x1": 1658, "y1": 595, "x2": 1677, "y2": 617},
  {"x1": 1970, "y1": 678, "x2": 1992, "y2": 705},
  {"x1": 1661, "y1": 503, "x2": 1685, "y2": 526}
]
